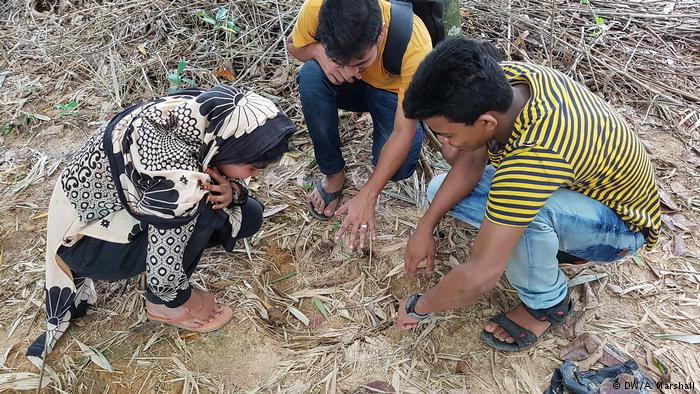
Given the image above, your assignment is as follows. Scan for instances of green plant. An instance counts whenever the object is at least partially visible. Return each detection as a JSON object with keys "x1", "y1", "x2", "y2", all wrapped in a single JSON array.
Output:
[
  {"x1": 579, "y1": 0, "x2": 590, "y2": 4},
  {"x1": 2, "y1": 123, "x2": 14, "y2": 135},
  {"x1": 592, "y1": 15, "x2": 605, "y2": 37},
  {"x1": 197, "y1": 7, "x2": 241, "y2": 34},
  {"x1": 55, "y1": 100, "x2": 79, "y2": 117},
  {"x1": 167, "y1": 60, "x2": 196, "y2": 93}
]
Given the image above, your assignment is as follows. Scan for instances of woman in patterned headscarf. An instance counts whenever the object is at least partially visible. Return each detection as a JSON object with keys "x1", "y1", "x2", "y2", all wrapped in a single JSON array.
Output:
[{"x1": 27, "y1": 85, "x2": 296, "y2": 359}]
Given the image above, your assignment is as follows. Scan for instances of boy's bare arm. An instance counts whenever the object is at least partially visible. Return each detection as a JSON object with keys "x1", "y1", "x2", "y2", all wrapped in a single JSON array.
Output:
[
  {"x1": 286, "y1": 36, "x2": 359, "y2": 85},
  {"x1": 419, "y1": 145, "x2": 488, "y2": 231},
  {"x1": 404, "y1": 146, "x2": 488, "y2": 277},
  {"x1": 286, "y1": 35, "x2": 322, "y2": 63}
]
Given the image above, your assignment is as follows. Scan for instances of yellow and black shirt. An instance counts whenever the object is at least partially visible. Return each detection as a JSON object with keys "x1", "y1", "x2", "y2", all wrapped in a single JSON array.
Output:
[{"x1": 486, "y1": 62, "x2": 661, "y2": 249}]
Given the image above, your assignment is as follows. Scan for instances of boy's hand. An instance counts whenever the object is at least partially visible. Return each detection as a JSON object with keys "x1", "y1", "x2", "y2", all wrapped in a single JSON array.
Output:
[
  {"x1": 404, "y1": 226, "x2": 436, "y2": 279},
  {"x1": 315, "y1": 45, "x2": 360, "y2": 85},
  {"x1": 204, "y1": 168, "x2": 236, "y2": 209},
  {"x1": 396, "y1": 297, "x2": 420, "y2": 330},
  {"x1": 334, "y1": 190, "x2": 377, "y2": 251}
]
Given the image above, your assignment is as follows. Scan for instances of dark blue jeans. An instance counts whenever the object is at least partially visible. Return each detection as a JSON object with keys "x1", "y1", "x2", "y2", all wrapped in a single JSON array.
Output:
[{"x1": 297, "y1": 60, "x2": 424, "y2": 181}]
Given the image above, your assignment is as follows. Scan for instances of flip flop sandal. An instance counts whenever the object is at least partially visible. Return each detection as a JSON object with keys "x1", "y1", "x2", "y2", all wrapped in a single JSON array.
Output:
[
  {"x1": 481, "y1": 293, "x2": 574, "y2": 352},
  {"x1": 147, "y1": 303, "x2": 233, "y2": 333},
  {"x1": 308, "y1": 182, "x2": 342, "y2": 221}
]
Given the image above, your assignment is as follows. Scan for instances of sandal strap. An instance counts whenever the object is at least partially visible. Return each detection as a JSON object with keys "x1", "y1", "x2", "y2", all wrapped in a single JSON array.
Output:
[
  {"x1": 522, "y1": 294, "x2": 574, "y2": 326},
  {"x1": 315, "y1": 182, "x2": 342, "y2": 207},
  {"x1": 490, "y1": 313, "x2": 538, "y2": 349}
]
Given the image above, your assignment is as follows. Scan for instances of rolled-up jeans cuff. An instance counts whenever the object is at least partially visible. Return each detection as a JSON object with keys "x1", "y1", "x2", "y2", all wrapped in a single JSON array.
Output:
[{"x1": 146, "y1": 285, "x2": 192, "y2": 308}]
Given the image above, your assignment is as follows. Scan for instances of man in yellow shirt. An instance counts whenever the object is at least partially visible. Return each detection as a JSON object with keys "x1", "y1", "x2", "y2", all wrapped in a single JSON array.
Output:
[
  {"x1": 395, "y1": 38, "x2": 660, "y2": 351},
  {"x1": 287, "y1": 0, "x2": 432, "y2": 250}
]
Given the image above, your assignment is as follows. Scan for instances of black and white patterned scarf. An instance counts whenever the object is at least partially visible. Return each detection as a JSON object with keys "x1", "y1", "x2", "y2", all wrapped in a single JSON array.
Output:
[{"x1": 29, "y1": 86, "x2": 293, "y2": 360}]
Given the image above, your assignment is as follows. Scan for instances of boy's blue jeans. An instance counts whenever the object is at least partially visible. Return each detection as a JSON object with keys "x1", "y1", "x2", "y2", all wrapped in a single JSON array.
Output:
[
  {"x1": 297, "y1": 61, "x2": 424, "y2": 180},
  {"x1": 428, "y1": 166, "x2": 647, "y2": 310}
]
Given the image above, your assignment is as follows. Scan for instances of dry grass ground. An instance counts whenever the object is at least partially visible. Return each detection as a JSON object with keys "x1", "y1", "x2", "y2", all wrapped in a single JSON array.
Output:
[{"x1": 1, "y1": 0, "x2": 699, "y2": 392}]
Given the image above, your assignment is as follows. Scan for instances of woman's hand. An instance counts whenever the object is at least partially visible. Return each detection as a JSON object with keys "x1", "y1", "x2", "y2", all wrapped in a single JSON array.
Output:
[{"x1": 204, "y1": 168, "x2": 238, "y2": 209}]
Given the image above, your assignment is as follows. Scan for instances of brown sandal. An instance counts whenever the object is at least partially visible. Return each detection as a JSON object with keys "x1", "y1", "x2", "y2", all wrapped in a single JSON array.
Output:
[{"x1": 146, "y1": 289, "x2": 233, "y2": 333}]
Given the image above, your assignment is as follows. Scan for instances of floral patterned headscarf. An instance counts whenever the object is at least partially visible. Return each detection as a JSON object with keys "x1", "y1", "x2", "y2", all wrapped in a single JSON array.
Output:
[{"x1": 28, "y1": 86, "x2": 295, "y2": 360}]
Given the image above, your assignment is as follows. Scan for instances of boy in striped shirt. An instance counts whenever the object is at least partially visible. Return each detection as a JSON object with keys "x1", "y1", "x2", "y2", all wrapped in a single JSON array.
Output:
[{"x1": 395, "y1": 38, "x2": 660, "y2": 351}]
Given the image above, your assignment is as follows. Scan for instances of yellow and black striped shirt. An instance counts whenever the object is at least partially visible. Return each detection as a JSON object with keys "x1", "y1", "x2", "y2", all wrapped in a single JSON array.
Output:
[{"x1": 486, "y1": 62, "x2": 660, "y2": 249}]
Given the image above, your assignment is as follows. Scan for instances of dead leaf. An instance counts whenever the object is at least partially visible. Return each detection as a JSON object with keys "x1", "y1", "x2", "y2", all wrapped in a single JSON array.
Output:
[
  {"x1": 669, "y1": 181, "x2": 687, "y2": 194},
  {"x1": 645, "y1": 259, "x2": 663, "y2": 279},
  {"x1": 74, "y1": 339, "x2": 115, "y2": 372},
  {"x1": 137, "y1": 43, "x2": 148, "y2": 56},
  {"x1": 307, "y1": 311, "x2": 327, "y2": 328},
  {"x1": 670, "y1": 214, "x2": 698, "y2": 233},
  {"x1": 268, "y1": 67, "x2": 289, "y2": 88},
  {"x1": 287, "y1": 305, "x2": 310, "y2": 326},
  {"x1": 654, "y1": 334, "x2": 700, "y2": 344},
  {"x1": 583, "y1": 282, "x2": 598, "y2": 308},
  {"x1": 561, "y1": 333, "x2": 630, "y2": 368},
  {"x1": 673, "y1": 234, "x2": 688, "y2": 256},
  {"x1": 0, "y1": 372, "x2": 51, "y2": 390},
  {"x1": 684, "y1": 153, "x2": 700, "y2": 168},
  {"x1": 657, "y1": 188, "x2": 680, "y2": 211},
  {"x1": 660, "y1": 214, "x2": 675, "y2": 230},
  {"x1": 560, "y1": 333, "x2": 603, "y2": 361},
  {"x1": 455, "y1": 360, "x2": 469, "y2": 374},
  {"x1": 262, "y1": 204, "x2": 288, "y2": 218},
  {"x1": 44, "y1": 125, "x2": 64, "y2": 135},
  {"x1": 360, "y1": 380, "x2": 395, "y2": 393},
  {"x1": 213, "y1": 64, "x2": 236, "y2": 81}
]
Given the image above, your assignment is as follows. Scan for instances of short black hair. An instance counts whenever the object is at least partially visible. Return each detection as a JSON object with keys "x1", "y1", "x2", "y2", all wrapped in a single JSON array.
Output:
[
  {"x1": 403, "y1": 38, "x2": 513, "y2": 125},
  {"x1": 316, "y1": 0, "x2": 382, "y2": 65}
]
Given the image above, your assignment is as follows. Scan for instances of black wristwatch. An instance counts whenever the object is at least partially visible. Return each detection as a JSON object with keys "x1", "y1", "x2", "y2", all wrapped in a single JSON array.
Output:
[
  {"x1": 406, "y1": 293, "x2": 433, "y2": 321},
  {"x1": 228, "y1": 178, "x2": 249, "y2": 206}
]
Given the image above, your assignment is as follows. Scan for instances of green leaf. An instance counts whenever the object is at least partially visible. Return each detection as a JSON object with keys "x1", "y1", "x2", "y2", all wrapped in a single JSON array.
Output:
[
  {"x1": 312, "y1": 297, "x2": 330, "y2": 319},
  {"x1": 167, "y1": 73, "x2": 181, "y2": 84},
  {"x1": 55, "y1": 100, "x2": 78, "y2": 111},
  {"x1": 579, "y1": 0, "x2": 590, "y2": 4},
  {"x1": 181, "y1": 77, "x2": 196, "y2": 87},
  {"x1": 631, "y1": 252, "x2": 644, "y2": 269},
  {"x1": 215, "y1": 7, "x2": 228, "y2": 22},
  {"x1": 168, "y1": 86, "x2": 178, "y2": 94},
  {"x1": 201, "y1": 16, "x2": 217, "y2": 25},
  {"x1": 225, "y1": 21, "x2": 241, "y2": 33},
  {"x1": 270, "y1": 271, "x2": 297, "y2": 284},
  {"x1": 595, "y1": 16, "x2": 605, "y2": 25},
  {"x1": 176, "y1": 60, "x2": 187, "y2": 75},
  {"x1": 652, "y1": 355, "x2": 667, "y2": 375},
  {"x1": 302, "y1": 182, "x2": 312, "y2": 192}
]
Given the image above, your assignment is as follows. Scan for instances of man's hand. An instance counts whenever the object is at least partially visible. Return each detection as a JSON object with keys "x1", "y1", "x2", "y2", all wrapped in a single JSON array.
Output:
[
  {"x1": 315, "y1": 46, "x2": 361, "y2": 85},
  {"x1": 204, "y1": 168, "x2": 237, "y2": 209},
  {"x1": 334, "y1": 190, "x2": 377, "y2": 251},
  {"x1": 396, "y1": 297, "x2": 420, "y2": 330},
  {"x1": 404, "y1": 225, "x2": 436, "y2": 279}
]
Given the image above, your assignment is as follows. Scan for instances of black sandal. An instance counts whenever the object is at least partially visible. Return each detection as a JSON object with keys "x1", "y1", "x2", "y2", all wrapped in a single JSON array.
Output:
[
  {"x1": 308, "y1": 182, "x2": 342, "y2": 221},
  {"x1": 481, "y1": 294, "x2": 574, "y2": 352}
]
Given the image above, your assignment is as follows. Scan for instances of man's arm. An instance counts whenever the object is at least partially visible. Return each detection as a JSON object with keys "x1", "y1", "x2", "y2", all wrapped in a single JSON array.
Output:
[
  {"x1": 286, "y1": 35, "x2": 322, "y2": 63},
  {"x1": 404, "y1": 146, "x2": 488, "y2": 277},
  {"x1": 397, "y1": 220, "x2": 526, "y2": 329},
  {"x1": 286, "y1": 36, "x2": 359, "y2": 85},
  {"x1": 420, "y1": 146, "x2": 487, "y2": 232},
  {"x1": 335, "y1": 106, "x2": 417, "y2": 249}
]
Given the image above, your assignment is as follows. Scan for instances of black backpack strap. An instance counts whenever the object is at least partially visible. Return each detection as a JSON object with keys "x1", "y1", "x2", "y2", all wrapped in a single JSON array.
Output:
[{"x1": 383, "y1": 0, "x2": 414, "y2": 76}]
